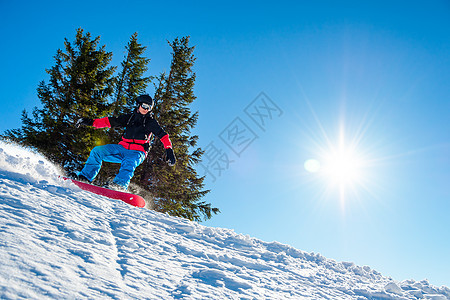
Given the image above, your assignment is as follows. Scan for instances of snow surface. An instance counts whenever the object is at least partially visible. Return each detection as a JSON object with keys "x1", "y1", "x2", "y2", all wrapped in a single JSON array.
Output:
[{"x1": 0, "y1": 140, "x2": 449, "y2": 300}]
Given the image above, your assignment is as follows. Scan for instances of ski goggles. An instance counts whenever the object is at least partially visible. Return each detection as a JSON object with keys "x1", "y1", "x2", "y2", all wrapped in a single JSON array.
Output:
[{"x1": 140, "y1": 103, "x2": 152, "y2": 110}]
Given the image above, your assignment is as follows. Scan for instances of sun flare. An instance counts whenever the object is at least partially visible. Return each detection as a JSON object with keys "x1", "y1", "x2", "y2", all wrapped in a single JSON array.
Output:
[
  {"x1": 322, "y1": 143, "x2": 363, "y2": 187},
  {"x1": 303, "y1": 122, "x2": 373, "y2": 207}
]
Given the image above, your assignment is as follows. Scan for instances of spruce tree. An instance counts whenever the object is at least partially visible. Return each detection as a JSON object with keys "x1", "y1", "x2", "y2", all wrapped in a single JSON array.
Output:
[
  {"x1": 2, "y1": 28, "x2": 115, "y2": 171},
  {"x1": 111, "y1": 32, "x2": 151, "y2": 115},
  {"x1": 137, "y1": 36, "x2": 219, "y2": 221}
]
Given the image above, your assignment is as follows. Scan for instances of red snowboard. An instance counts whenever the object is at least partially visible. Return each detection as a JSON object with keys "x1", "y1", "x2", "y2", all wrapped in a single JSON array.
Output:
[{"x1": 64, "y1": 178, "x2": 146, "y2": 208}]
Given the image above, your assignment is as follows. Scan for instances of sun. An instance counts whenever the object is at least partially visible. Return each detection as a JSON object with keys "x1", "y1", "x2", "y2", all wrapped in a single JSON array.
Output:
[
  {"x1": 303, "y1": 123, "x2": 372, "y2": 207},
  {"x1": 322, "y1": 141, "x2": 363, "y2": 187},
  {"x1": 297, "y1": 91, "x2": 385, "y2": 210}
]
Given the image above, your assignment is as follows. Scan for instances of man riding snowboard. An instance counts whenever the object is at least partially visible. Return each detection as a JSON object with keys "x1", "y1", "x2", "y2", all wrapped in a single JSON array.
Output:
[{"x1": 74, "y1": 94, "x2": 176, "y2": 190}]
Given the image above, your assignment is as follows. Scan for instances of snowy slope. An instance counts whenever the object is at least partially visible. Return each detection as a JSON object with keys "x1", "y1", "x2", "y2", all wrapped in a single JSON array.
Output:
[{"x1": 0, "y1": 141, "x2": 449, "y2": 300}]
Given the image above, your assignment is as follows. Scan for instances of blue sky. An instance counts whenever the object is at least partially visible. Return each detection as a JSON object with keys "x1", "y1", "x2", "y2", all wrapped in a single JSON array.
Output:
[{"x1": 1, "y1": 0, "x2": 449, "y2": 287}]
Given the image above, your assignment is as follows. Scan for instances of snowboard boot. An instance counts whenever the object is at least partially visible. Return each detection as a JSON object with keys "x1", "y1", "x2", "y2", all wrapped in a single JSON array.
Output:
[
  {"x1": 68, "y1": 172, "x2": 90, "y2": 183},
  {"x1": 106, "y1": 182, "x2": 127, "y2": 192}
]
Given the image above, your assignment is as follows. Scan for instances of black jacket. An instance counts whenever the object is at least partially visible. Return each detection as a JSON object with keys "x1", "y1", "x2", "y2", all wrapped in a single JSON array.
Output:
[{"x1": 93, "y1": 111, "x2": 170, "y2": 153}]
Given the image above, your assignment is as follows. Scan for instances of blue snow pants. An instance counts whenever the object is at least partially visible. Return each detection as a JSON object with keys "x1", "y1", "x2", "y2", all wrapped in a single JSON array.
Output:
[{"x1": 79, "y1": 144, "x2": 146, "y2": 189}]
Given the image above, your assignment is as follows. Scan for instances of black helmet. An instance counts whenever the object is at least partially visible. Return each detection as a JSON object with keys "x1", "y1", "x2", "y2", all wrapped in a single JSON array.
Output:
[{"x1": 136, "y1": 95, "x2": 154, "y2": 110}]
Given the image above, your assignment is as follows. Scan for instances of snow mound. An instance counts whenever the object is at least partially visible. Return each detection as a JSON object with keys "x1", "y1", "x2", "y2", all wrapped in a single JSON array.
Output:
[
  {"x1": 0, "y1": 140, "x2": 65, "y2": 186},
  {"x1": 0, "y1": 141, "x2": 449, "y2": 299}
]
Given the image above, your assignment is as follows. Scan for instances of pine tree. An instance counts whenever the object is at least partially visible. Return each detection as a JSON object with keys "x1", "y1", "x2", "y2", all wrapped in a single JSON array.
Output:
[
  {"x1": 94, "y1": 32, "x2": 152, "y2": 184},
  {"x1": 136, "y1": 36, "x2": 219, "y2": 221},
  {"x1": 111, "y1": 32, "x2": 151, "y2": 115},
  {"x1": 2, "y1": 28, "x2": 116, "y2": 171}
]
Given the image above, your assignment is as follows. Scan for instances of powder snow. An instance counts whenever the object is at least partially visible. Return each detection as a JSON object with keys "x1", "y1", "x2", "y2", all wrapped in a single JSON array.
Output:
[{"x1": 0, "y1": 141, "x2": 449, "y2": 299}]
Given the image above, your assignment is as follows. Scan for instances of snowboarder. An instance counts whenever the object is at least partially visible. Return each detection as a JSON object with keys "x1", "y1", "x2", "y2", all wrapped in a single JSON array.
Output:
[{"x1": 73, "y1": 94, "x2": 176, "y2": 190}]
